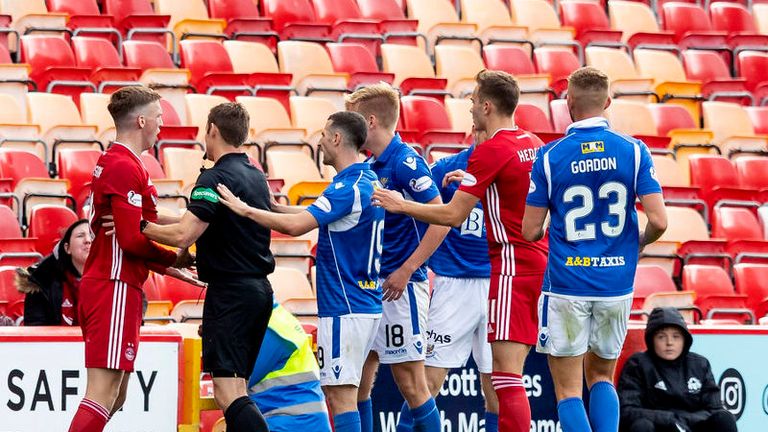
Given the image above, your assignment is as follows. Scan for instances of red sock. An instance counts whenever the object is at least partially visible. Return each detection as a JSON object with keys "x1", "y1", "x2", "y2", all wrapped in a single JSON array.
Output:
[
  {"x1": 492, "y1": 372, "x2": 530, "y2": 432},
  {"x1": 68, "y1": 398, "x2": 110, "y2": 432}
]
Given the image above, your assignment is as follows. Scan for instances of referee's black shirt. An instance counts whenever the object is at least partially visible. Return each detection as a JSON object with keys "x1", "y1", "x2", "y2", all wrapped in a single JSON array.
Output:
[{"x1": 187, "y1": 152, "x2": 275, "y2": 283}]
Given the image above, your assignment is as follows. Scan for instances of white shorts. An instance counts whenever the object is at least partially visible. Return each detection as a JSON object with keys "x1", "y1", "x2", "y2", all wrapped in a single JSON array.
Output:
[
  {"x1": 372, "y1": 280, "x2": 430, "y2": 364},
  {"x1": 318, "y1": 315, "x2": 380, "y2": 386},
  {"x1": 536, "y1": 293, "x2": 632, "y2": 359},
  {"x1": 425, "y1": 276, "x2": 492, "y2": 374}
]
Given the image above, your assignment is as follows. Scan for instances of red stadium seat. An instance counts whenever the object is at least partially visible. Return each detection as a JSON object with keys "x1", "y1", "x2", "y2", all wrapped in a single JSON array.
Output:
[
  {"x1": 534, "y1": 47, "x2": 581, "y2": 97},
  {"x1": 734, "y1": 156, "x2": 768, "y2": 190},
  {"x1": 647, "y1": 103, "x2": 697, "y2": 136},
  {"x1": 682, "y1": 50, "x2": 752, "y2": 104},
  {"x1": 682, "y1": 264, "x2": 752, "y2": 321},
  {"x1": 310, "y1": 0, "x2": 383, "y2": 57},
  {"x1": 179, "y1": 39, "x2": 251, "y2": 98},
  {"x1": 745, "y1": 106, "x2": 768, "y2": 135},
  {"x1": 550, "y1": 100, "x2": 572, "y2": 133},
  {"x1": 207, "y1": 0, "x2": 279, "y2": 51},
  {"x1": 661, "y1": 2, "x2": 728, "y2": 49},
  {"x1": 633, "y1": 264, "x2": 678, "y2": 310},
  {"x1": 156, "y1": 273, "x2": 206, "y2": 306},
  {"x1": 20, "y1": 35, "x2": 95, "y2": 104},
  {"x1": 712, "y1": 205, "x2": 763, "y2": 241},
  {"x1": 737, "y1": 51, "x2": 768, "y2": 104},
  {"x1": 559, "y1": 0, "x2": 623, "y2": 47},
  {"x1": 141, "y1": 152, "x2": 166, "y2": 180},
  {"x1": 733, "y1": 263, "x2": 768, "y2": 319},
  {"x1": 515, "y1": 104, "x2": 553, "y2": 133},
  {"x1": 483, "y1": 45, "x2": 536, "y2": 75},
  {"x1": 688, "y1": 155, "x2": 740, "y2": 192},
  {"x1": 57, "y1": 149, "x2": 102, "y2": 208},
  {"x1": 325, "y1": 43, "x2": 395, "y2": 89},
  {"x1": 47, "y1": 0, "x2": 120, "y2": 44},
  {"x1": 0, "y1": 150, "x2": 49, "y2": 189},
  {"x1": 71, "y1": 36, "x2": 142, "y2": 92},
  {"x1": 0, "y1": 205, "x2": 21, "y2": 238},
  {"x1": 355, "y1": 0, "x2": 421, "y2": 46},
  {"x1": 709, "y1": 2, "x2": 768, "y2": 49},
  {"x1": 0, "y1": 237, "x2": 43, "y2": 268},
  {"x1": 0, "y1": 266, "x2": 23, "y2": 308},
  {"x1": 261, "y1": 0, "x2": 332, "y2": 42},
  {"x1": 102, "y1": 0, "x2": 172, "y2": 48},
  {"x1": 123, "y1": 40, "x2": 176, "y2": 70},
  {"x1": 27, "y1": 204, "x2": 78, "y2": 254},
  {"x1": 400, "y1": 95, "x2": 466, "y2": 152}
]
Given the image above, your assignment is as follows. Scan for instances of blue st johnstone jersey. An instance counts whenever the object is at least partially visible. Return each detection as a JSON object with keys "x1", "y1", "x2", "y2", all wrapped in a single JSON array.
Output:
[
  {"x1": 307, "y1": 163, "x2": 385, "y2": 317},
  {"x1": 526, "y1": 117, "x2": 662, "y2": 299},
  {"x1": 428, "y1": 147, "x2": 491, "y2": 278},
  {"x1": 369, "y1": 134, "x2": 440, "y2": 282}
]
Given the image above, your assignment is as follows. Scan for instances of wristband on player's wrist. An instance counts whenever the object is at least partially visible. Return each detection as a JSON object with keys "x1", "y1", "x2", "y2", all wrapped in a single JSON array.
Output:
[{"x1": 140, "y1": 219, "x2": 149, "y2": 232}]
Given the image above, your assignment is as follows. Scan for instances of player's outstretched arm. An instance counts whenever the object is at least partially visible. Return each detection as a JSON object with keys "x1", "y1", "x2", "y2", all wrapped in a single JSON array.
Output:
[
  {"x1": 371, "y1": 188, "x2": 479, "y2": 227},
  {"x1": 143, "y1": 211, "x2": 209, "y2": 249},
  {"x1": 217, "y1": 183, "x2": 318, "y2": 236},
  {"x1": 522, "y1": 205, "x2": 549, "y2": 242},
  {"x1": 638, "y1": 192, "x2": 667, "y2": 249}
]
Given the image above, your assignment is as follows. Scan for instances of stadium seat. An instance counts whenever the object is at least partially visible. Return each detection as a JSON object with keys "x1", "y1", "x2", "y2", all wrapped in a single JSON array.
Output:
[
  {"x1": 737, "y1": 51, "x2": 768, "y2": 105},
  {"x1": 683, "y1": 50, "x2": 752, "y2": 105},
  {"x1": 266, "y1": 150, "x2": 322, "y2": 195},
  {"x1": 380, "y1": 43, "x2": 447, "y2": 99},
  {"x1": 400, "y1": 96, "x2": 466, "y2": 152},
  {"x1": 645, "y1": 206, "x2": 709, "y2": 243},
  {"x1": 141, "y1": 152, "x2": 166, "y2": 180},
  {"x1": 647, "y1": 103, "x2": 697, "y2": 137},
  {"x1": 0, "y1": 204, "x2": 21, "y2": 238},
  {"x1": 235, "y1": 96, "x2": 306, "y2": 148},
  {"x1": 709, "y1": 2, "x2": 768, "y2": 49},
  {"x1": 20, "y1": 35, "x2": 96, "y2": 104},
  {"x1": 268, "y1": 267, "x2": 315, "y2": 303},
  {"x1": 734, "y1": 156, "x2": 768, "y2": 190},
  {"x1": 71, "y1": 36, "x2": 142, "y2": 93},
  {"x1": 310, "y1": 0, "x2": 385, "y2": 57},
  {"x1": 289, "y1": 96, "x2": 338, "y2": 146},
  {"x1": 405, "y1": 0, "x2": 479, "y2": 54},
  {"x1": 434, "y1": 45, "x2": 485, "y2": 97},
  {"x1": 688, "y1": 154, "x2": 740, "y2": 193},
  {"x1": 170, "y1": 300, "x2": 204, "y2": 323},
  {"x1": 652, "y1": 155, "x2": 688, "y2": 187},
  {"x1": 712, "y1": 205, "x2": 763, "y2": 241},
  {"x1": 559, "y1": 0, "x2": 623, "y2": 47},
  {"x1": 605, "y1": 100, "x2": 657, "y2": 137},
  {"x1": 79, "y1": 93, "x2": 116, "y2": 142},
  {"x1": 755, "y1": 4, "x2": 768, "y2": 34},
  {"x1": 179, "y1": 39, "x2": 251, "y2": 99},
  {"x1": 260, "y1": 0, "x2": 333, "y2": 43},
  {"x1": 102, "y1": 0, "x2": 172, "y2": 50},
  {"x1": 0, "y1": 266, "x2": 24, "y2": 309},
  {"x1": 549, "y1": 100, "x2": 572, "y2": 133},
  {"x1": 632, "y1": 49, "x2": 703, "y2": 121},
  {"x1": 533, "y1": 47, "x2": 580, "y2": 97},
  {"x1": 702, "y1": 101, "x2": 768, "y2": 155},
  {"x1": 733, "y1": 263, "x2": 768, "y2": 319},
  {"x1": 27, "y1": 204, "x2": 78, "y2": 254},
  {"x1": 27, "y1": 92, "x2": 100, "y2": 166},
  {"x1": 585, "y1": 47, "x2": 655, "y2": 102},
  {"x1": 661, "y1": 2, "x2": 728, "y2": 49},
  {"x1": 184, "y1": 94, "x2": 230, "y2": 143},
  {"x1": 162, "y1": 147, "x2": 206, "y2": 191},
  {"x1": 509, "y1": 0, "x2": 577, "y2": 44},
  {"x1": 277, "y1": 41, "x2": 348, "y2": 109},
  {"x1": 514, "y1": 105, "x2": 553, "y2": 133},
  {"x1": 354, "y1": 0, "x2": 421, "y2": 47},
  {"x1": 444, "y1": 98, "x2": 473, "y2": 134},
  {"x1": 632, "y1": 264, "x2": 678, "y2": 311},
  {"x1": 460, "y1": 0, "x2": 529, "y2": 45},
  {"x1": 682, "y1": 264, "x2": 753, "y2": 322},
  {"x1": 57, "y1": 148, "x2": 102, "y2": 208},
  {"x1": 607, "y1": 1, "x2": 675, "y2": 48},
  {"x1": 288, "y1": 181, "x2": 331, "y2": 206},
  {"x1": 1, "y1": 0, "x2": 67, "y2": 46},
  {"x1": 207, "y1": 0, "x2": 278, "y2": 51},
  {"x1": 0, "y1": 148, "x2": 71, "y2": 224},
  {"x1": 325, "y1": 43, "x2": 395, "y2": 89},
  {"x1": 154, "y1": 0, "x2": 226, "y2": 43},
  {"x1": 745, "y1": 106, "x2": 768, "y2": 135},
  {"x1": 46, "y1": 0, "x2": 120, "y2": 45}
]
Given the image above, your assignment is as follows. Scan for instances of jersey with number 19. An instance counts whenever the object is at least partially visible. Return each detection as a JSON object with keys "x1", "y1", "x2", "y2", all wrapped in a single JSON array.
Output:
[{"x1": 527, "y1": 117, "x2": 662, "y2": 299}]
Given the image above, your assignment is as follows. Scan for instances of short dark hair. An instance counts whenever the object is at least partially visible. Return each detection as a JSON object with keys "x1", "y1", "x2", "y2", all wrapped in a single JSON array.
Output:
[
  {"x1": 57, "y1": 219, "x2": 89, "y2": 276},
  {"x1": 328, "y1": 111, "x2": 368, "y2": 150},
  {"x1": 108, "y1": 86, "x2": 162, "y2": 126},
  {"x1": 475, "y1": 69, "x2": 520, "y2": 116},
  {"x1": 207, "y1": 102, "x2": 250, "y2": 147}
]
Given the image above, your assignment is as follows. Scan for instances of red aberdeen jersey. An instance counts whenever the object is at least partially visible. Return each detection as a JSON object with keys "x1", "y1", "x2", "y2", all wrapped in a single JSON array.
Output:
[
  {"x1": 459, "y1": 128, "x2": 548, "y2": 277},
  {"x1": 82, "y1": 143, "x2": 176, "y2": 289}
]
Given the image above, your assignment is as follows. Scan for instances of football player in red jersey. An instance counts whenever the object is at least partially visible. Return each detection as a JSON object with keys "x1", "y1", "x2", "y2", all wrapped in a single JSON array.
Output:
[
  {"x1": 373, "y1": 70, "x2": 548, "y2": 432},
  {"x1": 68, "y1": 87, "x2": 201, "y2": 432}
]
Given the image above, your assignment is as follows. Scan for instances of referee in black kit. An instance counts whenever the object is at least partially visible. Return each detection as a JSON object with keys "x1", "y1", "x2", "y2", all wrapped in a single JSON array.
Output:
[{"x1": 141, "y1": 102, "x2": 274, "y2": 432}]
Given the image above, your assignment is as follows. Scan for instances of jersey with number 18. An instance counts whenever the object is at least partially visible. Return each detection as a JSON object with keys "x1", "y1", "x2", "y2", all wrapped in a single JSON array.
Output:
[{"x1": 526, "y1": 117, "x2": 662, "y2": 299}]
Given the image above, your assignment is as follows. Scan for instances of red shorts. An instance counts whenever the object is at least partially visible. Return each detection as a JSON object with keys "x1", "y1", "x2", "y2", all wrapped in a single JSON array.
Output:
[
  {"x1": 79, "y1": 278, "x2": 143, "y2": 372},
  {"x1": 487, "y1": 273, "x2": 543, "y2": 345}
]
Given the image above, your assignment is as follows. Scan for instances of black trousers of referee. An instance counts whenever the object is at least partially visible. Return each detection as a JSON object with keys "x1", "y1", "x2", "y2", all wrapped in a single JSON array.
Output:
[{"x1": 628, "y1": 410, "x2": 737, "y2": 432}]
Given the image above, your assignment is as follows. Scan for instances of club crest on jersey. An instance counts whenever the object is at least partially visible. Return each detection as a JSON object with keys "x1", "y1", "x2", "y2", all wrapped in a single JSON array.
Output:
[
  {"x1": 92, "y1": 165, "x2": 103, "y2": 178},
  {"x1": 581, "y1": 141, "x2": 605, "y2": 154},
  {"x1": 529, "y1": 179, "x2": 537, "y2": 193},
  {"x1": 126, "y1": 191, "x2": 142, "y2": 207},
  {"x1": 125, "y1": 343, "x2": 136, "y2": 361},
  {"x1": 409, "y1": 176, "x2": 433, "y2": 192},
  {"x1": 403, "y1": 156, "x2": 418, "y2": 170}
]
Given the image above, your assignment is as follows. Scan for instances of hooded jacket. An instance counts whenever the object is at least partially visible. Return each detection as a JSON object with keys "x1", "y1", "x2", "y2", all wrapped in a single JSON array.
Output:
[
  {"x1": 16, "y1": 248, "x2": 80, "y2": 326},
  {"x1": 618, "y1": 307, "x2": 724, "y2": 431}
]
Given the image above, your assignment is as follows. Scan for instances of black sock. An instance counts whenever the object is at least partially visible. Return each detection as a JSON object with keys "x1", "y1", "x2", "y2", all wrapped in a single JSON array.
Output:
[{"x1": 224, "y1": 396, "x2": 269, "y2": 432}]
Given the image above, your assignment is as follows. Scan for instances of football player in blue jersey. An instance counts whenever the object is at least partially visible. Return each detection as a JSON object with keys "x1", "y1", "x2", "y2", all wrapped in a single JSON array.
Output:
[
  {"x1": 347, "y1": 83, "x2": 449, "y2": 432},
  {"x1": 522, "y1": 67, "x2": 668, "y2": 432},
  {"x1": 216, "y1": 111, "x2": 385, "y2": 432},
  {"x1": 396, "y1": 128, "x2": 499, "y2": 432}
]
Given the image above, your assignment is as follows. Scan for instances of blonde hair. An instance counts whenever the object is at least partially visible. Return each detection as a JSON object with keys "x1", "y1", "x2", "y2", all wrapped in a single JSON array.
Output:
[
  {"x1": 345, "y1": 83, "x2": 400, "y2": 131},
  {"x1": 567, "y1": 67, "x2": 610, "y2": 115}
]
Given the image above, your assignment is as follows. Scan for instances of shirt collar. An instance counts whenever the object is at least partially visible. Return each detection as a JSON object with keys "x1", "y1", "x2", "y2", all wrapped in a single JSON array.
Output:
[
  {"x1": 489, "y1": 127, "x2": 519, "y2": 139},
  {"x1": 566, "y1": 117, "x2": 609, "y2": 134},
  {"x1": 372, "y1": 133, "x2": 404, "y2": 165},
  {"x1": 334, "y1": 162, "x2": 370, "y2": 181},
  {"x1": 110, "y1": 141, "x2": 142, "y2": 162}
]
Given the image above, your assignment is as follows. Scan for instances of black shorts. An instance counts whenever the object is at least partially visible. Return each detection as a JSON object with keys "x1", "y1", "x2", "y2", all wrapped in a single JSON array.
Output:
[{"x1": 201, "y1": 277, "x2": 274, "y2": 378}]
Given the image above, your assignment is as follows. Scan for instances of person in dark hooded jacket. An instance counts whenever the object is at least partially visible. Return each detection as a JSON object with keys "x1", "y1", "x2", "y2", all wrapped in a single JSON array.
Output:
[
  {"x1": 617, "y1": 307, "x2": 737, "y2": 432},
  {"x1": 15, "y1": 219, "x2": 92, "y2": 326}
]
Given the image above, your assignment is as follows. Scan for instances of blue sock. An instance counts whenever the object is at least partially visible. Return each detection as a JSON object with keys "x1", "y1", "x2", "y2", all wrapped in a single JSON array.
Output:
[
  {"x1": 484, "y1": 412, "x2": 499, "y2": 432},
  {"x1": 397, "y1": 401, "x2": 413, "y2": 432},
  {"x1": 588, "y1": 381, "x2": 619, "y2": 432},
  {"x1": 557, "y1": 397, "x2": 592, "y2": 432},
  {"x1": 334, "y1": 411, "x2": 361, "y2": 432},
  {"x1": 358, "y1": 399, "x2": 373, "y2": 432},
  {"x1": 410, "y1": 398, "x2": 441, "y2": 432}
]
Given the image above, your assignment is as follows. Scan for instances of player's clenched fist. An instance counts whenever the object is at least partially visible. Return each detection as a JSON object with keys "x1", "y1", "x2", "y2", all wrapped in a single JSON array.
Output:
[{"x1": 371, "y1": 188, "x2": 406, "y2": 213}]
